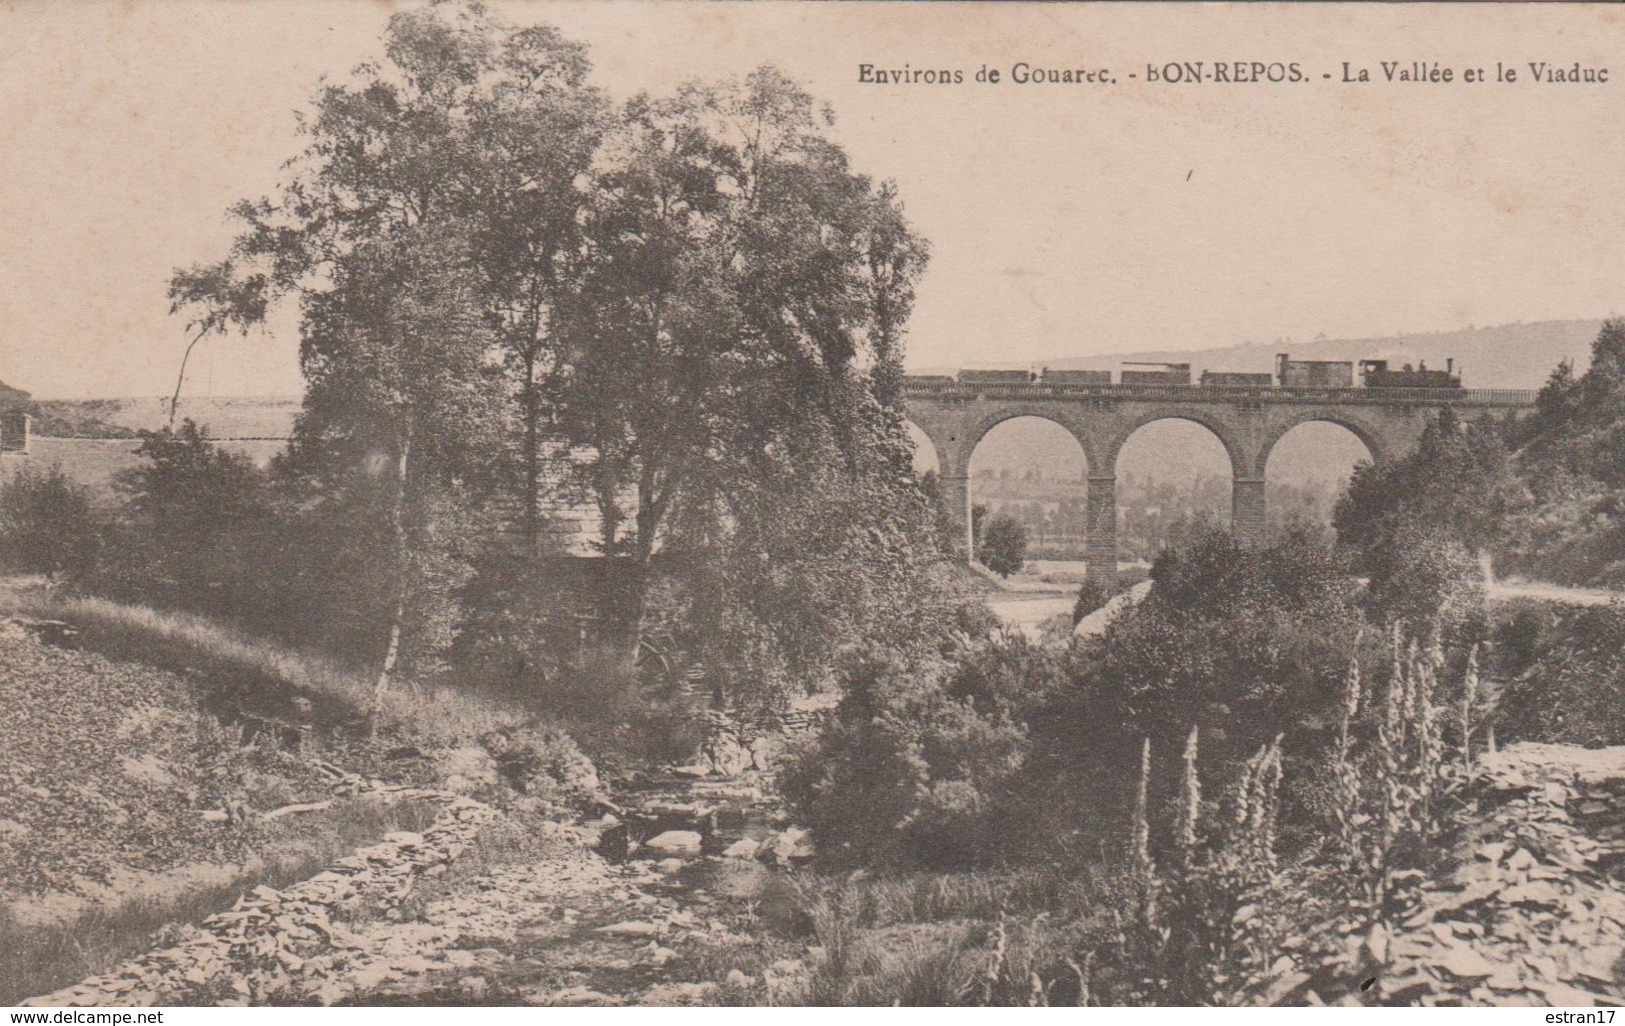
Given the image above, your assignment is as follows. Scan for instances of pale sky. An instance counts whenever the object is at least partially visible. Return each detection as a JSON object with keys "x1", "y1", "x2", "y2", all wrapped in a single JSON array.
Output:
[{"x1": 2, "y1": 1, "x2": 1622, "y2": 397}]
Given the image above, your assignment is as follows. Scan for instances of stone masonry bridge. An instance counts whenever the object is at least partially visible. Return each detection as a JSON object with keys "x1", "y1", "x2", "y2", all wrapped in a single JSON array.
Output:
[{"x1": 902, "y1": 378, "x2": 1537, "y2": 584}]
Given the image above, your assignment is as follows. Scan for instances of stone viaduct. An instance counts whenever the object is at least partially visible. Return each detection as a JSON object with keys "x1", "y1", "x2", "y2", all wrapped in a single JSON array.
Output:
[{"x1": 902, "y1": 378, "x2": 1537, "y2": 584}]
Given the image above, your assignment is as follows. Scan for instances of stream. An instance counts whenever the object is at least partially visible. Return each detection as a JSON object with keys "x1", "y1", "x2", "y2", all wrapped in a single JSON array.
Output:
[{"x1": 326, "y1": 767, "x2": 813, "y2": 1006}]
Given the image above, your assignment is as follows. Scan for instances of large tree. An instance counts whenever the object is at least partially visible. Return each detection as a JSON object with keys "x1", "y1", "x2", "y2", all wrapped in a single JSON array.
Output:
[
  {"x1": 172, "y1": 1, "x2": 605, "y2": 542},
  {"x1": 170, "y1": 4, "x2": 953, "y2": 711},
  {"x1": 168, "y1": 2, "x2": 586, "y2": 720},
  {"x1": 557, "y1": 68, "x2": 935, "y2": 675}
]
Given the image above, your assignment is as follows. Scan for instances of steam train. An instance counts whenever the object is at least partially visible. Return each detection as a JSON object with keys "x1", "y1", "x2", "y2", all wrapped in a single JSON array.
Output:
[{"x1": 921, "y1": 354, "x2": 1464, "y2": 390}]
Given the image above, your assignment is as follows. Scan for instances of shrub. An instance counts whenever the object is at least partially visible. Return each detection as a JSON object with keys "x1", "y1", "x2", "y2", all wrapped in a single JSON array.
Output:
[
  {"x1": 1059, "y1": 526, "x2": 1367, "y2": 762},
  {"x1": 0, "y1": 462, "x2": 101, "y2": 576},
  {"x1": 1498, "y1": 603, "x2": 1625, "y2": 747},
  {"x1": 780, "y1": 645, "x2": 1031, "y2": 869},
  {"x1": 978, "y1": 513, "x2": 1027, "y2": 577},
  {"x1": 1335, "y1": 407, "x2": 1524, "y2": 615},
  {"x1": 478, "y1": 722, "x2": 603, "y2": 808},
  {"x1": 1360, "y1": 523, "x2": 1485, "y2": 631},
  {"x1": 90, "y1": 421, "x2": 278, "y2": 618}
]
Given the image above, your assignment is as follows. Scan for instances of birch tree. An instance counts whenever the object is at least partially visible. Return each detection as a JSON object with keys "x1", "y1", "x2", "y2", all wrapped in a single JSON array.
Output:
[{"x1": 168, "y1": 1, "x2": 597, "y2": 722}]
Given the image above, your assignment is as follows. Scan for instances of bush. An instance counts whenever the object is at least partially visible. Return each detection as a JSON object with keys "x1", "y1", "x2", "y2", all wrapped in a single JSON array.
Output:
[
  {"x1": 781, "y1": 645, "x2": 1032, "y2": 869},
  {"x1": 1335, "y1": 407, "x2": 1523, "y2": 618},
  {"x1": 1025, "y1": 526, "x2": 1390, "y2": 857},
  {"x1": 1359, "y1": 523, "x2": 1486, "y2": 631},
  {"x1": 478, "y1": 722, "x2": 603, "y2": 807},
  {"x1": 90, "y1": 420, "x2": 278, "y2": 619},
  {"x1": 1498, "y1": 603, "x2": 1625, "y2": 747},
  {"x1": 1065, "y1": 526, "x2": 1366, "y2": 758},
  {"x1": 978, "y1": 513, "x2": 1027, "y2": 577},
  {"x1": 0, "y1": 462, "x2": 101, "y2": 576}
]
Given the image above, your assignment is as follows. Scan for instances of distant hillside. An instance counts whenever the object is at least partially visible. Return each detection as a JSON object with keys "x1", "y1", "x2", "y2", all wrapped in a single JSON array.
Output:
[
  {"x1": 0, "y1": 380, "x2": 30, "y2": 410},
  {"x1": 915, "y1": 318, "x2": 1606, "y2": 391},
  {"x1": 30, "y1": 396, "x2": 300, "y2": 439}
]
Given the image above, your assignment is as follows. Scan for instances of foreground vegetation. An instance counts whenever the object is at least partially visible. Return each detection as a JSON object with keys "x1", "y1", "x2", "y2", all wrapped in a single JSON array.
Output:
[{"x1": 4, "y1": 0, "x2": 1625, "y2": 1006}]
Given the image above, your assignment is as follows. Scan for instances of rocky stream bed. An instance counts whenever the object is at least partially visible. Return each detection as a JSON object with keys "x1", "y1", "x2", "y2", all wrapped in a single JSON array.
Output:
[
  {"x1": 20, "y1": 761, "x2": 814, "y2": 1007},
  {"x1": 21, "y1": 737, "x2": 1625, "y2": 1006}
]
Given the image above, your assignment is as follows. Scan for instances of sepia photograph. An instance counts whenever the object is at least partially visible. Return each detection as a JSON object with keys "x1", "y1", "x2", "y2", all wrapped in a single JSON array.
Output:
[{"x1": 2, "y1": 0, "x2": 1624, "y2": 1011}]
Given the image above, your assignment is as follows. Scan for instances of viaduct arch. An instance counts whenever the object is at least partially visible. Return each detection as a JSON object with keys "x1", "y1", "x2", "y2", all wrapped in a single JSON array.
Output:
[{"x1": 903, "y1": 378, "x2": 1535, "y2": 584}]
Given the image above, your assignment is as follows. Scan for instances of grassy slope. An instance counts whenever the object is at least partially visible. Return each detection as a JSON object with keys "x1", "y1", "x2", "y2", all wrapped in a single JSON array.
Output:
[{"x1": 0, "y1": 581, "x2": 532, "y2": 1003}]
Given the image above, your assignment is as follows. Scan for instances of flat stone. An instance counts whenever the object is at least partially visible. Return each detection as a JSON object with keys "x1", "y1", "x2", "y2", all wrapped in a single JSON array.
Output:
[
  {"x1": 645, "y1": 830, "x2": 703, "y2": 853},
  {"x1": 721, "y1": 838, "x2": 760, "y2": 859},
  {"x1": 1500, "y1": 881, "x2": 1563, "y2": 907},
  {"x1": 640, "y1": 981, "x2": 716, "y2": 1004},
  {"x1": 595, "y1": 920, "x2": 659, "y2": 938},
  {"x1": 534, "y1": 986, "x2": 618, "y2": 1006}
]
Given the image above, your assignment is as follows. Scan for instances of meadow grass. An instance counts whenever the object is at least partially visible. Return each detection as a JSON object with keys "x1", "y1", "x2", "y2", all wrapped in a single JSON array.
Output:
[{"x1": 7, "y1": 590, "x2": 525, "y2": 744}]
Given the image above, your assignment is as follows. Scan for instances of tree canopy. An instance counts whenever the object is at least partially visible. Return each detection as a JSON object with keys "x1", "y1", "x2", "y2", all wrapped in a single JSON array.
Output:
[
  {"x1": 166, "y1": 0, "x2": 956, "y2": 709},
  {"x1": 1333, "y1": 408, "x2": 1525, "y2": 624}
]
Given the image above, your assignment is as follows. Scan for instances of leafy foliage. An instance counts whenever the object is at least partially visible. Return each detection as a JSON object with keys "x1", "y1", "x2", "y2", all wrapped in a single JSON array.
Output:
[
  {"x1": 0, "y1": 462, "x2": 101, "y2": 576},
  {"x1": 92, "y1": 421, "x2": 276, "y2": 619},
  {"x1": 1067, "y1": 526, "x2": 1366, "y2": 762},
  {"x1": 1501, "y1": 320, "x2": 1625, "y2": 586},
  {"x1": 1498, "y1": 604, "x2": 1625, "y2": 747},
  {"x1": 162, "y1": 1, "x2": 952, "y2": 723},
  {"x1": 555, "y1": 65, "x2": 937, "y2": 680},
  {"x1": 781, "y1": 643, "x2": 1037, "y2": 869},
  {"x1": 1334, "y1": 408, "x2": 1521, "y2": 624},
  {"x1": 978, "y1": 513, "x2": 1027, "y2": 577}
]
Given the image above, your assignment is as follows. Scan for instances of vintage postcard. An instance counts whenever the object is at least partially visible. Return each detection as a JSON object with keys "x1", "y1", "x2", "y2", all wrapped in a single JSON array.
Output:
[{"x1": 2, "y1": 0, "x2": 1623, "y2": 1011}]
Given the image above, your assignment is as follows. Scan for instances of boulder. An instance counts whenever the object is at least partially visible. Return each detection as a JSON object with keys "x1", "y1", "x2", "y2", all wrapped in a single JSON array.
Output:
[
  {"x1": 748, "y1": 735, "x2": 780, "y2": 771},
  {"x1": 757, "y1": 827, "x2": 815, "y2": 862},
  {"x1": 705, "y1": 735, "x2": 751, "y2": 777},
  {"x1": 645, "y1": 830, "x2": 703, "y2": 854},
  {"x1": 721, "y1": 838, "x2": 760, "y2": 860},
  {"x1": 436, "y1": 746, "x2": 502, "y2": 795}
]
